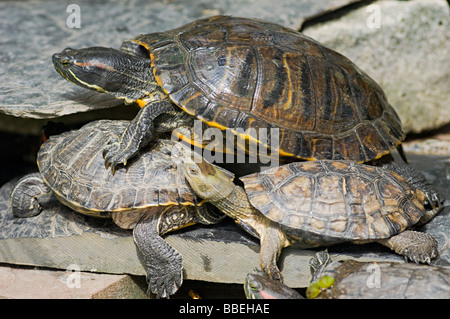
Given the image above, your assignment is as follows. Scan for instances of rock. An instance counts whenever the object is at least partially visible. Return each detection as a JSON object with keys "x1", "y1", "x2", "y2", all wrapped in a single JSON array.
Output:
[
  {"x1": 403, "y1": 138, "x2": 450, "y2": 156},
  {"x1": 302, "y1": 0, "x2": 450, "y2": 134},
  {"x1": 0, "y1": 266, "x2": 148, "y2": 299},
  {"x1": 403, "y1": 127, "x2": 450, "y2": 156},
  {"x1": 0, "y1": 0, "x2": 361, "y2": 121}
]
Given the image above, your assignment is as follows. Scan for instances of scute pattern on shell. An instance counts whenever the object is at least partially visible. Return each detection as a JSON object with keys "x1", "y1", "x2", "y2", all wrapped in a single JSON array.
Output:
[
  {"x1": 37, "y1": 120, "x2": 200, "y2": 215},
  {"x1": 241, "y1": 161, "x2": 425, "y2": 242},
  {"x1": 135, "y1": 15, "x2": 404, "y2": 162}
]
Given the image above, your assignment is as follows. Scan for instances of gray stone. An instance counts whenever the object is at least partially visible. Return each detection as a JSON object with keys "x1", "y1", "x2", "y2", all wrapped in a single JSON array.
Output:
[
  {"x1": 302, "y1": 0, "x2": 450, "y2": 133},
  {"x1": 0, "y1": 0, "x2": 361, "y2": 120},
  {"x1": 403, "y1": 138, "x2": 450, "y2": 156},
  {"x1": 0, "y1": 266, "x2": 148, "y2": 299}
]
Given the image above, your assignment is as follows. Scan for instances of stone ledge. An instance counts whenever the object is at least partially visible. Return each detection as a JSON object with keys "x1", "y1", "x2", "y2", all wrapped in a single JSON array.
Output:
[{"x1": 0, "y1": 265, "x2": 148, "y2": 299}]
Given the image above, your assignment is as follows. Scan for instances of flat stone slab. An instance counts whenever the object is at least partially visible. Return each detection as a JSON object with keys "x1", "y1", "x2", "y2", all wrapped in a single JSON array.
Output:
[
  {"x1": 0, "y1": 266, "x2": 148, "y2": 299},
  {"x1": 0, "y1": 0, "x2": 361, "y2": 119},
  {"x1": 0, "y1": 153, "x2": 448, "y2": 289}
]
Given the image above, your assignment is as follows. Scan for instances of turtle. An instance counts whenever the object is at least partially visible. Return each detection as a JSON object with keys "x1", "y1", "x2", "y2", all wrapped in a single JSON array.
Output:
[
  {"x1": 52, "y1": 15, "x2": 405, "y2": 172},
  {"x1": 244, "y1": 250, "x2": 450, "y2": 299},
  {"x1": 10, "y1": 119, "x2": 224, "y2": 298},
  {"x1": 182, "y1": 157, "x2": 443, "y2": 282},
  {"x1": 244, "y1": 271, "x2": 304, "y2": 299},
  {"x1": 307, "y1": 250, "x2": 450, "y2": 299}
]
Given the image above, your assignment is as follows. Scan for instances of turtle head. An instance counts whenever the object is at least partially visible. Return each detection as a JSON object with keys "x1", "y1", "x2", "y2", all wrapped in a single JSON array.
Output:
[
  {"x1": 244, "y1": 273, "x2": 265, "y2": 299},
  {"x1": 245, "y1": 272, "x2": 303, "y2": 299},
  {"x1": 52, "y1": 47, "x2": 154, "y2": 102},
  {"x1": 183, "y1": 156, "x2": 235, "y2": 203}
]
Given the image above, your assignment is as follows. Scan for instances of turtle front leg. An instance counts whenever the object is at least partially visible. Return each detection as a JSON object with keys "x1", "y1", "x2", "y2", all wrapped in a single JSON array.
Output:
[
  {"x1": 133, "y1": 205, "x2": 223, "y2": 298},
  {"x1": 378, "y1": 230, "x2": 439, "y2": 264},
  {"x1": 103, "y1": 97, "x2": 176, "y2": 172}
]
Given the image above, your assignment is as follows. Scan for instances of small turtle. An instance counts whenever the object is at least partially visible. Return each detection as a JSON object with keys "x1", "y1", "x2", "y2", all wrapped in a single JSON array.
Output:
[
  {"x1": 245, "y1": 250, "x2": 450, "y2": 299},
  {"x1": 307, "y1": 250, "x2": 450, "y2": 299},
  {"x1": 10, "y1": 120, "x2": 224, "y2": 298},
  {"x1": 52, "y1": 15, "x2": 404, "y2": 172},
  {"x1": 244, "y1": 271, "x2": 304, "y2": 299},
  {"x1": 183, "y1": 158, "x2": 443, "y2": 281}
]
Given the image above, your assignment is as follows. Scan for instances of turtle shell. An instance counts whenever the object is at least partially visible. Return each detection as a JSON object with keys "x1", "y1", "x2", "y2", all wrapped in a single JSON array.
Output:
[
  {"x1": 37, "y1": 120, "x2": 200, "y2": 223},
  {"x1": 131, "y1": 15, "x2": 404, "y2": 162},
  {"x1": 240, "y1": 161, "x2": 427, "y2": 243}
]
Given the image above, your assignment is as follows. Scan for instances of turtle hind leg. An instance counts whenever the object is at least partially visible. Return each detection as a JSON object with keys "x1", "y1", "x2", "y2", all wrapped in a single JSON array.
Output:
[
  {"x1": 378, "y1": 230, "x2": 439, "y2": 264},
  {"x1": 133, "y1": 205, "x2": 222, "y2": 298},
  {"x1": 133, "y1": 207, "x2": 184, "y2": 298},
  {"x1": 10, "y1": 172, "x2": 55, "y2": 218},
  {"x1": 258, "y1": 219, "x2": 290, "y2": 282}
]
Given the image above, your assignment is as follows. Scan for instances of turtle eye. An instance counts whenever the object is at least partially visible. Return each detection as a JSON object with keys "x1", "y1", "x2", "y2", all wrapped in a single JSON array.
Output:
[
  {"x1": 61, "y1": 59, "x2": 71, "y2": 67},
  {"x1": 187, "y1": 165, "x2": 199, "y2": 176},
  {"x1": 249, "y1": 280, "x2": 261, "y2": 291}
]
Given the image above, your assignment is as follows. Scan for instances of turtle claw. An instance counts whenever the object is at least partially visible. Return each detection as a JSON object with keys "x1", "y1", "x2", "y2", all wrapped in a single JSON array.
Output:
[
  {"x1": 147, "y1": 269, "x2": 183, "y2": 298},
  {"x1": 406, "y1": 248, "x2": 437, "y2": 265},
  {"x1": 263, "y1": 264, "x2": 283, "y2": 282},
  {"x1": 424, "y1": 191, "x2": 443, "y2": 211},
  {"x1": 382, "y1": 230, "x2": 439, "y2": 264},
  {"x1": 102, "y1": 140, "x2": 133, "y2": 174}
]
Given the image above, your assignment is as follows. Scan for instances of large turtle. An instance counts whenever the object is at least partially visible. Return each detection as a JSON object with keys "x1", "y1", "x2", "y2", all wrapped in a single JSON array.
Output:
[
  {"x1": 10, "y1": 120, "x2": 224, "y2": 298},
  {"x1": 183, "y1": 157, "x2": 443, "y2": 281},
  {"x1": 52, "y1": 15, "x2": 404, "y2": 172}
]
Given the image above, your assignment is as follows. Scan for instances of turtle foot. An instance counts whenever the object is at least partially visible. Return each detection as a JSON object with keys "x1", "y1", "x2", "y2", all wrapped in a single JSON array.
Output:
[
  {"x1": 102, "y1": 101, "x2": 169, "y2": 173},
  {"x1": 380, "y1": 230, "x2": 439, "y2": 264},
  {"x1": 418, "y1": 191, "x2": 444, "y2": 225},
  {"x1": 133, "y1": 214, "x2": 185, "y2": 298},
  {"x1": 424, "y1": 191, "x2": 444, "y2": 211},
  {"x1": 102, "y1": 137, "x2": 137, "y2": 173},
  {"x1": 263, "y1": 263, "x2": 283, "y2": 282},
  {"x1": 146, "y1": 266, "x2": 183, "y2": 298}
]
